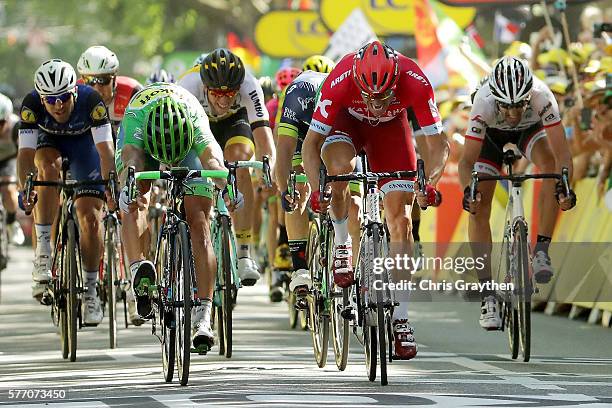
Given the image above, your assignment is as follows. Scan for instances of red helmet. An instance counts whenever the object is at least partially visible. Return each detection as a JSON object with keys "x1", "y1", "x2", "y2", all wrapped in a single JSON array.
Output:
[
  {"x1": 353, "y1": 41, "x2": 399, "y2": 97},
  {"x1": 275, "y1": 67, "x2": 302, "y2": 91}
]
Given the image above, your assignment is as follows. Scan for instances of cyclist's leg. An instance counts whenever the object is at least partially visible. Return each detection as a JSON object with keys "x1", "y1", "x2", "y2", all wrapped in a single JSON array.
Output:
[
  {"x1": 0, "y1": 159, "x2": 24, "y2": 244},
  {"x1": 364, "y1": 112, "x2": 417, "y2": 359},
  {"x1": 181, "y1": 150, "x2": 216, "y2": 346},
  {"x1": 64, "y1": 134, "x2": 107, "y2": 325},
  {"x1": 470, "y1": 133, "x2": 506, "y2": 330},
  {"x1": 224, "y1": 127, "x2": 260, "y2": 284},
  {"x1": 520, "y1": 125, "x2": 556, "y2": 282},
  {"x1": 31, "y1": 136, "x2": 61, "y2": 294}
]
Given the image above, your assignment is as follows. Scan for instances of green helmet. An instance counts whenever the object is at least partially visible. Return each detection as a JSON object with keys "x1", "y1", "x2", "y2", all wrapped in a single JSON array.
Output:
[{"x1": 143, "y1": 96, "x2": 194, "y2": 165}]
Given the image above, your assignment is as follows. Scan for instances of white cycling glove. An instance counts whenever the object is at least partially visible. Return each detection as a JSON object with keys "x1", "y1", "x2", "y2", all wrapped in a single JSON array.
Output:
[{"x1": 119, "y1": 185, "x2": 132, "y2": 213}]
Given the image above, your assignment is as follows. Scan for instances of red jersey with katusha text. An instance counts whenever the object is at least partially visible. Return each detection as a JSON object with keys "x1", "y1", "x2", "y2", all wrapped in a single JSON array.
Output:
[
  {"x1": 309, "y1": 53, "x2": 443, "y2": 136},
  {"x1": 109, "y1": 76, "x2": 143, "y2": 125}
]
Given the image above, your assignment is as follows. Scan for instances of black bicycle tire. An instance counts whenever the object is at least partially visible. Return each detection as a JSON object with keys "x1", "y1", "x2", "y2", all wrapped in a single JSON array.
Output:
[
  {"x1": 372, "y1": 224, "x2": 388, "y2": 385},
  {"x1": 159, "y1": 230, "x2": 175, "y2": 383},
  {"x1": 503, "y1": 232, "x2": 519, "y2": 359},
  {"x1": 66, "y1": 219, "x2": 78, "y2": 362},
  {"x1": 515, "y1": 221, "x2": 531, "y2": 362},
  {"x1": 220, "y1": 216, "x2": 233, "y2": 358},
  {"x1": 105, "y1": 220, "x2": 118, "y2": 349},
  {"x1": 331, "y1": 287, "x2": 349, "y2": 371},
  {"x1": 176, "y1": 222, "x2": 192, "y2": 385},
  {"x1": 309, "y1": 218, "x2": 330, "y2": 368}
]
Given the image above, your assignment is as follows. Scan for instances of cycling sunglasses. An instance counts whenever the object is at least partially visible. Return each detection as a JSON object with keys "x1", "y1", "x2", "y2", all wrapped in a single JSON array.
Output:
[
  {"x1": 208, "y1": 88, "x2": 239, "y2": 98},
  {"x1": 361, "y1": 89, "x2": 395, "y2": 102},
  {"x1": 83, "y1": 75, "x2": 114, "y2": 86},
  {"x1": 43, "y1": 91, "x2": 74, "y2": 105},
  {"x1": 497, "y1": 99, "x2": 530, "y2": 110}
]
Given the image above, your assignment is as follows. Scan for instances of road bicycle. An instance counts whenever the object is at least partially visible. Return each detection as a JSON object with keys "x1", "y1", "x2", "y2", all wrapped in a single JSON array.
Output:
[
  {"x1": 213, "y1": 158, "x2": 271, "y2": 359},
  {"x1": 0, "y1": 178, "x2": 17, "y2": 303},
  {"x1": 25, "y1": 159, "x2": 109, "y2": 362},
  {"x1": 468, "y1": 149, "x2": 570, "y2": 362},
  {"x1": 339, "y1": 159, "x2": 425, "y2": 385}
]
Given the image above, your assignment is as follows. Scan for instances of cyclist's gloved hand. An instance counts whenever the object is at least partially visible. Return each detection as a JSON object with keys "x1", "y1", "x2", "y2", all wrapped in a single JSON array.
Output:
[
  {"x1": 119, "y1": 185, "x2": 132, "y2": 213},
  {"x1": 309, "y1": 190, "x2": 322, "y2": 213},
  {"x1": 223, "y1": 187, "x2": 244, "y2": 211},
  {"x1": 281, "y1": 190, "x2": 298, "y2": 213},
  {"x1": 462, "y1": 186, "x2": 480, "y2": 214},
  {"x1": 555, "y1": 181, "x2": 577, "y2": 211},
  {"x1": 19, "y1": 189, "x2": 38, "y2": 214},
  {"x1": 425, "y1": 184, "x2": 442, "y2": 207},
  {"x1": 18, "y1": 191, "x2": 26, "y2": 212}
]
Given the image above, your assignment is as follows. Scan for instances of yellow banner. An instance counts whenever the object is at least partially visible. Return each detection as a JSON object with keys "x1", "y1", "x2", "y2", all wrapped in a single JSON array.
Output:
[
  {"x1": 254, "y1": 11, "x2": 329, "y2": 58},
  {"x1": 320, "y1": 0, "x2": 476, "y2": 36}
]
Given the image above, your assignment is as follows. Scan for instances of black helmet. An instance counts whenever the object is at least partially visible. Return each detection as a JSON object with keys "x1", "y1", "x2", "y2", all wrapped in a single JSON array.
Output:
[{"x1": 199, "y1": 48, "x2": 245, "y2": 90}]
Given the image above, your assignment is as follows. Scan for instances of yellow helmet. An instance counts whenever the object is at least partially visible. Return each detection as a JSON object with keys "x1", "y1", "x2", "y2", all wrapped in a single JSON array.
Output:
[{"x1": 302, "y1": 55, "x2": 336, "y2": 73}]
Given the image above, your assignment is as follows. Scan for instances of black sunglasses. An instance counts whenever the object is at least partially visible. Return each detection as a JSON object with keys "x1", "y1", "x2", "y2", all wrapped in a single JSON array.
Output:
[
  {"x1": 83, "y1": 75, "x2": 114, "y2": 86},
  {"x1": 497, "y1": 99, "x2": 529, "y2": 110}
]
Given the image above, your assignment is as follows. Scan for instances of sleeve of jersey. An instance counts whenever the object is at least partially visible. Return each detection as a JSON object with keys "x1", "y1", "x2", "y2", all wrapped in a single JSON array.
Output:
[
  {"x1": 405, "y1": 71, "x2": 443, "y2": 137},
  {"x1": 242, "y1": 74, "x2": 270, "y2": 130},
  {"x1": 119, "y1": 110, "x2": 145, "y2": 150},
  {"x1": 309, "y1": 75, "x2": 342, "y2": 136},
  {"x1": 17, "y1": 93, "x2": 41, "y2": 149},
  {"x1": 87, "y1": 90, "x2": 112, "y2": 128},
  {"x1": 192, "y1": 102, "x2": 216, "y2": 156},
  {"x1": 464, "y1": 97, "x2": 488, "y2": 142},
  {"x1": 277, "y1": 91, "x2": 303, "y2": 139},
  {"x1": 535, "y1": 87, "x2": 562, "y2": 128}
]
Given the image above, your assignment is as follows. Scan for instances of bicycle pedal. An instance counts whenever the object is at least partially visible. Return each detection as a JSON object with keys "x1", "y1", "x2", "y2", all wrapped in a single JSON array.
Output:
[
  {"x1": 340, "y1": 306, "x2": 354, "y2": 320},
  {"x1": 295, "y1": 297, "x2": 308, "y2": 310}
]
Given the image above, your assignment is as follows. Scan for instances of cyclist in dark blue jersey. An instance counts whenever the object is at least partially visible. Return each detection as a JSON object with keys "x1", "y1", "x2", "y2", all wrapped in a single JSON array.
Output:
[{"x1": 17, "y1": 59, "x2": 116, "y2": 326}]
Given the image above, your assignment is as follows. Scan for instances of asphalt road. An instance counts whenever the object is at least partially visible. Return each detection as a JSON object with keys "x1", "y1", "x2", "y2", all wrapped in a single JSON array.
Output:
[{"x1": 0, "y1": 246, "x2": 610, "y2": 407}]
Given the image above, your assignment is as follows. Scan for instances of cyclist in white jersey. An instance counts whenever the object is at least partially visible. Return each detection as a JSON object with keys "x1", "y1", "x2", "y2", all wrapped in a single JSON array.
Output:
[
  {"x1": 459, "y1": 56, "x2": 576, "y2": 330},
  {"x1": 178, "y1": 48, "x2": 275, "y2": 285}
]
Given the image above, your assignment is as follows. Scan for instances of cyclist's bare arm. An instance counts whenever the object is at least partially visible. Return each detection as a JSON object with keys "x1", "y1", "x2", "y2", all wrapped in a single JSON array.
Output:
[
  {"x1": 198, "y1": 143, "x2": 228, "y2": 191},
  {"x1": 119, "y1": 145, "x2": 146, "y2": 186},
  {"x1": 253, "y1": 126, "x2": 276, "y2": 171},
  {"x1": 94, "y1": 140, "x2": 116, "y2": 180},
  {"x1": 275, "y1": 135, "x2": 298, "y2": 193},
  {"x1": 458, "y1": 137, "x2": 483, "y2": 189},
  {"x1": 545, "y1": 122, "x2": 573, "y2": 178},
  {"x1": 302, "y1": 128, "x2": 326, "y2": 191},
  {"x1": 423, "y1": 131, "x2": 450, "y2": 186},
  {"x1": 17, "y1": 147, "x2": 36, "y2": 190}
]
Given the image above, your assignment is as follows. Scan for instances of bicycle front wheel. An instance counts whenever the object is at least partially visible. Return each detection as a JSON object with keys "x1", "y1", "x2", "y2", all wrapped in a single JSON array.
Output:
[
  {"x1": 175, "y1": 222, "x2": 193, "y2": 386},
  {"x1": 65, "y1": 220, "x2": 78, "y2": 362},
  {"x1": 104, "y1": 218, "x2": 118, "y2": 349},
  {"x1": 514, "y1": 220, "x2": 531, "y2": 362},
  {"x1": 372, "y1": 224, "x2": 388, "y2": 385},
  {"x1": 307, "y1": 219, "x2": 329, "y2": 368},
  {"x1": 219, "y1": 216, "x2": 234, "y2": 358},
  {"x1": 158, "y1": 232, "x2": 175, "y2": 383}
]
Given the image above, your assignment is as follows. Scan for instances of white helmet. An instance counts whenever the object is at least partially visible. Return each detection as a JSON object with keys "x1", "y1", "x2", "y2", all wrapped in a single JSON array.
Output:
[
  {"x1": 77, "y1": 45, "x2": 119, "y2": 75},
  {"x1": 489, "y1": 56, "x2": 533, "y2": 104},
  {"x1": 0, "y1": 93, "x2": 13, "y2": 120},
  {"x1": 34, "y1": 59, "x2": 77, "y2": 96}
]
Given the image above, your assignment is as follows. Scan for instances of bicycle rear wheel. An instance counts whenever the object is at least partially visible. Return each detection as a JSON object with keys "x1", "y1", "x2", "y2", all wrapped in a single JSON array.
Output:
[
  {"x1": 65, "y1": 220, "x2": 78, "y2": 362},
  {"x1": 514, "y1": 221, "x2": 531, "y2": 362},
  {"x1": 219, "y1": 216, "x2": 234, "y2": 358},
  {"x1": 175, "y1": 222, "x2": 193, "y2": 386},
  {"x1": 104, "y1": 218, "x2": 118, "y2": 349},
  {"x1": 158, "y1": 233, "x2": 175, "y2": 383}
]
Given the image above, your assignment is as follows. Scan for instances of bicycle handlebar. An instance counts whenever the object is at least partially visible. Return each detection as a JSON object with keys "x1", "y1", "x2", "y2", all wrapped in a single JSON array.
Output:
[{"x1": 469, "y1": 167, "x2": 570, "y2": 201}]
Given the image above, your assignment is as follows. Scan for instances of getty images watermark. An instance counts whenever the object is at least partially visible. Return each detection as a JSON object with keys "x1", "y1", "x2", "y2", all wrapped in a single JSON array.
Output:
[{"x1": 371, "y1": 253, "x2": 514, "y2": 294}]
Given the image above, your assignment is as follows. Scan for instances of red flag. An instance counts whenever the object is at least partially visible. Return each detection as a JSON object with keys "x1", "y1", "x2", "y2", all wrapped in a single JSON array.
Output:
[
  {"x1": 413, "y1": 0, "x2": 448, "y2": 87},
  {"x1": 466, "y1": 23, "x2": 485, "y2": 49}
]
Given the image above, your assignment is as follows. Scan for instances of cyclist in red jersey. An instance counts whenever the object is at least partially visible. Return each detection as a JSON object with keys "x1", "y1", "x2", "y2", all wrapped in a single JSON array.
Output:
[
  {"x1": 77, "y1": 46, "x2": 143, "y2": 134},
  {"x1": 302, "y1": 41, "x2": 449, "y2": 360}
]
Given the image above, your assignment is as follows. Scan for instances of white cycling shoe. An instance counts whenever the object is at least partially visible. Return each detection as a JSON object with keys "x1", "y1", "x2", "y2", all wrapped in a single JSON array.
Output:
[
  {"x1": 8, "y1": 221, "x2": 25, "y2": 246},
  {"x1": 479, "y1": 295, "x2": 502, "y2": 331},
  {"x1": 83, "y1": 295, "x2": 104, "y2": 326},
  {"x1": 32, "y1": 255, "x2": 52, "y2": 299},
  {"x1": 238, "y1": 257, "x2": 260, "y2": 286},
  {"x1": 289, "y1": 268, "x2": 312, "y2": 293},
  {"x1": 533, "y1": 250, "x2": 554, "y2": 284},
  {"x1": 191, "y1": 305, "x2": 214, "y2": 353}
]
